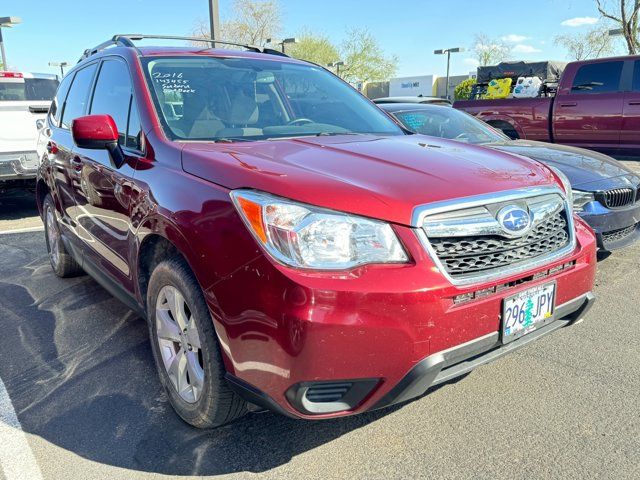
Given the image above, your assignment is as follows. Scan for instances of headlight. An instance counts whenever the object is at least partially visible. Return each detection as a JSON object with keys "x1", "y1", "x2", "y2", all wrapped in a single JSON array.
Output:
[
  {"x1": 231, "y1": 190, "x2": 409, "y2": 270},
  {"x1": 572, "y1": 190, "x2": 594, "y2": 212}
]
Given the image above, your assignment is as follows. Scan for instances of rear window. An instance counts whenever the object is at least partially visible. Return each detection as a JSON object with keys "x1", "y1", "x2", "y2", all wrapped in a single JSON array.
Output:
[
  {"x1": 0, "y1": 77, "x2": 59, "y2": 101},
  {"x1": 571, "y1": 61, "x2": 624, "y2": 94}
]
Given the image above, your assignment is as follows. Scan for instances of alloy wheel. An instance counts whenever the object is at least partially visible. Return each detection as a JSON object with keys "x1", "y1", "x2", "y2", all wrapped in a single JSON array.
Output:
[
  {"x1": 45, "y1": 206, "x2": 60, "y2": 268},
  {"x1": 155, "y1": 285, "x2": 205, "y2": 403}
]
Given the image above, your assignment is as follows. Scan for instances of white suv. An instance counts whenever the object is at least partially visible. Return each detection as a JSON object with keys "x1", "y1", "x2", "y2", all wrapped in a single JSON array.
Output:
[{"x1": 0, "y1": 71, "x2": 58, "y2": 191}]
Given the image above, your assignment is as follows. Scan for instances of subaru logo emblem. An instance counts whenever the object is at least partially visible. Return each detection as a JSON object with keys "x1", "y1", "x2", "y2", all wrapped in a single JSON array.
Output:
[{"x1": 497, "y1": 205, "x2": 531, "y2": 236}]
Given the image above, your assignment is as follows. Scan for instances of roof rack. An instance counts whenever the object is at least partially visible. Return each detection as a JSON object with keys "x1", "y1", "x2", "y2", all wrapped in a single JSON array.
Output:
[{"x1": 78, "y1": 34, "x2": 289, "y2": 62}]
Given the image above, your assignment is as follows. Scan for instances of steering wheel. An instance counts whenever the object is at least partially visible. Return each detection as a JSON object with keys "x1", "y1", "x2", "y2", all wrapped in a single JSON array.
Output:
[
  {"x1": 287, "y1": 118, "x2": 315, "y2": 126},
  {"x1": 454, "y1": 132, "x2": 471, "y2": 141}
]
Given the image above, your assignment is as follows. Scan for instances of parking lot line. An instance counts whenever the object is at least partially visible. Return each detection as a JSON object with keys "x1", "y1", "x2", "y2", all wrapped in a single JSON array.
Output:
[
  {"x1": 0, "y1": 377, "x2": 43, "y2": 480},
  {"x1": 0, "y1": 226, "x2": 44, "y2": 236}
]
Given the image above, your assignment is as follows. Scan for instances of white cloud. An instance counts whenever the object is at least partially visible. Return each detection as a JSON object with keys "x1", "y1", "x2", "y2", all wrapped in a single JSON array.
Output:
[
  {"x1": 561, "y1": 17, "x2": 599, "y2": 27},
  {"x1": 463, "y1": 58, "x2": 479, "y2": 66},
  {"x1": 501, "y1": 34, "x2": 529, "y2": 43},
  {"x1": 512, "y1": 44, "x2": 542, "y2": 53}
]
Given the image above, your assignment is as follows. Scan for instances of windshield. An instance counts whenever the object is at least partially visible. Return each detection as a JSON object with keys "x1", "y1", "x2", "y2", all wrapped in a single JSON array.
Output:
[
  {"x1": 142, "y1": 56, "x2": 403, "y2": 142},
  {"x1": 393, "y1": 107, "x2": 508, "y2": 145},
  {"x1": 0, "y1": 77, "x2": 59, "y2": 101}
]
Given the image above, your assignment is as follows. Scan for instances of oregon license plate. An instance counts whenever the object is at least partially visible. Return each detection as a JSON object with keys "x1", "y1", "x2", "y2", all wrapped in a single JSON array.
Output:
[{"x1": 502, "y1": 283, "x2": 556, "y2": 343}]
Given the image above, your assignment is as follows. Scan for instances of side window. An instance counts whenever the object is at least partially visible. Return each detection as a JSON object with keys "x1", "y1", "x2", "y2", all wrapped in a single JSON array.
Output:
[
  {"x1": 61, "y1": 63, "x2": 98, "y2": 128},
  {"x1": 571, "y1": 61, "x2": 624, "y2": 94},
  {"x1": 633, "y1": 61, "x2": 640, "y2": 92},
  {"x1": 126, "y1": 98, "x2": 142, "y2": 150},
  {"x1": 90, "y1": 59, "x2": 135, "y2": 145},
  {"x1": 50, "y1": 73, "x2": 73, "y2": 126}
]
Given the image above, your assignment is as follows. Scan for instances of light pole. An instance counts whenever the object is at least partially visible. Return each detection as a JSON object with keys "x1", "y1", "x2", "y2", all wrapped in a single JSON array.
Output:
[
  {"x1": 208, "y1": 0, "x2": 220, "y2": 44},
  {"x1": 0, "y1": 16, "x2": 22, "y2": 71},
  {"x1": 434, "y1": 47, "x2": 464, "y2": 99},
  {"x1": 328, "y1": 61, "x2": 346, "y2": 77},
  {"x1": 49, "y1": 61, "x2": 69, "y2": 77},
  {"x1": 267, "y1": 37, "x2": 297, "y2": 53}
]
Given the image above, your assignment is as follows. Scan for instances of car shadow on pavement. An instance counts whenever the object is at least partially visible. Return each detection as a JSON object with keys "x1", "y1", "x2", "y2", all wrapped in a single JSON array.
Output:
[{"x1": 0, "y1": 231, "x2": 421, "y2": 476}]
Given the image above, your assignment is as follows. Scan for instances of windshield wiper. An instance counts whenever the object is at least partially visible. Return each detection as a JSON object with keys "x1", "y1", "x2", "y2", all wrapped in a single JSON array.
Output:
[
  {"x1": 314, "y1": 131, "x2": 364, "y2": 137},
  {"x1": 213, "y1": 137, "x2": 254, "y2": 143}
]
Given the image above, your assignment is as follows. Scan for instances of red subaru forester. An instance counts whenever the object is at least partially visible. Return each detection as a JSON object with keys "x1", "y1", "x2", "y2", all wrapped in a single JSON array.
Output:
[{"x1": 36, "y1": 35, "x2": 596, "y2": 428}]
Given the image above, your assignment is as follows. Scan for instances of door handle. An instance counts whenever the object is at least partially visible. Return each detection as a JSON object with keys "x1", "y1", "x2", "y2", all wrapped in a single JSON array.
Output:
[
  {"x1": 628, "y1": 101, "x2": 640, "y2": 106},
  {"x1": 560, "y1": 103, "x2": 577, "y2": 107}
]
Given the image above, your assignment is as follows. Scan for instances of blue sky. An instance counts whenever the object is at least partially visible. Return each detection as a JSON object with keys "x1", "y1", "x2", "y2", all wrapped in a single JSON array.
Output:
[{"x1": 1, "y1": 0, "x2": 622, "y2": 78}]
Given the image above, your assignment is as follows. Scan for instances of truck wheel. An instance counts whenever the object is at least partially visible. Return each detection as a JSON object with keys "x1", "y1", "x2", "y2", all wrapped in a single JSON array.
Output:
[
  {"x1": 43, "y1": 194, "x2": 83, "y2": 278},
  {"x1": 146, "y1": 257, "x2": 247, "y2": 428}
]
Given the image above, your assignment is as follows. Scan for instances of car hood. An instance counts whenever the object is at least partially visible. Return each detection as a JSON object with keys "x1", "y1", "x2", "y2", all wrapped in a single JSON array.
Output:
[
  {"x1": 181, "y1": 134, "x2": 557, "y2": 226},
  {"x1": 489, "y1": 140, "x2": 640, "y2": 191}
]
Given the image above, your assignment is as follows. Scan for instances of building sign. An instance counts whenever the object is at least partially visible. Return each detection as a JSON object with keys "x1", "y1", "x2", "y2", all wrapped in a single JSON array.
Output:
[{"x1": 389, "y1": 75, "x2": 434, "y2": 97}]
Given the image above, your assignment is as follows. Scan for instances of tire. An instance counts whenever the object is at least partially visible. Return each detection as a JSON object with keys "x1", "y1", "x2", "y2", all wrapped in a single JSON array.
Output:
[
  {"x1": 43, "y1": 194, "x2": 83, "y2": 278},
  {"x1": 146, "y1": 257, "x2": 247, "y2": 428}
]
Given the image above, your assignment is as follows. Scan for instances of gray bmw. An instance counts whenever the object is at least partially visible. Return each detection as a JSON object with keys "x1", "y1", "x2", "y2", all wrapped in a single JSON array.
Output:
[{"x1": 380, "y1": 102, "x2": 640, "y2": 251}]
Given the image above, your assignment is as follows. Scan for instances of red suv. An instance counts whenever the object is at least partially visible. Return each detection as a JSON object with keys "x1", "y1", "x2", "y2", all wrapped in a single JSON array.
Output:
[{"x1": 36, "y1": 35, "x2": 597, "y2": 428}]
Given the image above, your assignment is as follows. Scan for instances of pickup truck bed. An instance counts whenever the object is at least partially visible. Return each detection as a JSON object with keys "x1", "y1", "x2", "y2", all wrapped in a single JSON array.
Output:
[
  {"x1": 0, "y1": 72, "x2": 57, "y2": 190},
  {"x1": 455, "y1": 55, "x2": 640, "y2": 157}
]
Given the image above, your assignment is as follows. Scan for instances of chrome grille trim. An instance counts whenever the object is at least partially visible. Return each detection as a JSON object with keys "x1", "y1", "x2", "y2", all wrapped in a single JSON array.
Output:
[
  {"x1": 413, "y1": 186, "x2": 576, "y2": 287},
  {"x1": 597, "y1": 188, "x2": 636, "y2": 209}
]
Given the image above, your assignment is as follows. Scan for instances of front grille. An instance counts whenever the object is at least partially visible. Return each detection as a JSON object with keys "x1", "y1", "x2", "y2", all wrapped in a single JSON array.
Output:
[
  {"x1": 598, "y1": 188, "x2": 636, "y2": 209},
  {"x1": 429, "y1": 212, "x2": 570, "y2": 277},
  {"x1": 602, "y1": 223, "x2": 639, "y2": 245}
]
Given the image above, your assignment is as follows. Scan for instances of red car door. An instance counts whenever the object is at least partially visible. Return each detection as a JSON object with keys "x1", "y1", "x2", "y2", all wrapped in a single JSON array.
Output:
[
  {"x1": 553, "y1": 60, "x2": 625, "y2": 150},
  {"x1": 46, "y1": 63, "x2": 98, "y2": 250},
  {"x1": 621, "y1": 59, "x2": 640, "y2": 154},
  {"x1": 70, "y1": 58, "x2": 143, "y2": 294}
]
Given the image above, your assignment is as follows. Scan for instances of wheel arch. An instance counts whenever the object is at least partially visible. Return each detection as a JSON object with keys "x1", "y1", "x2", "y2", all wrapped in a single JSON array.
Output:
[
  {"x1": 134, "y1": 216, "x2": 217, "y2": 311},
  {"x1": 35, "y1": 178, "x2": 50, "y2": 218},
  {"x1": 479, "y1": 114, "x2": 524, "y2": 140}
]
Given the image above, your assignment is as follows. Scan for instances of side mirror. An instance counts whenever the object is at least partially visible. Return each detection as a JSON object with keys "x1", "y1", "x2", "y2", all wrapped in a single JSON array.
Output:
[{"x1": 71, "y1": 114, "x2": 125, "y2": 168}]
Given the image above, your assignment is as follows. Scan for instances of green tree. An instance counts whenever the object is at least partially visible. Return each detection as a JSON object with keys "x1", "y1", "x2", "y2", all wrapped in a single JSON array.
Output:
[
  {"x1": 288, "y1": 31, "x2": 340, "y2": 66},
  {"x1": 192, "y1": 0, "x2": 282, "y2": 47},
  {"x1": 339, "y1": 28, "x2": 398, "y2": 84},
  {"x1": 454, "y1": 78, "x2": 477, "y2": 100},
  {"x1": 554, "y1": 28, "x2": 616, "y2": 60}
]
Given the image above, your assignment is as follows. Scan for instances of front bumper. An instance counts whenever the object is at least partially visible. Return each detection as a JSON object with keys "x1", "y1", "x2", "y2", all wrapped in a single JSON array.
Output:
[
  {"x1": 0, "y1": 151, "x2": 39, "y2": 182},
  {"x1": 211, "y1": 218, "x2": 597, "y2": 420},
  {"x1": 373, "y1": 292, "x2": 594, "y2": 410},
  {"x1": 578, "y1": 200, "x2": 640, "y2": 250}
]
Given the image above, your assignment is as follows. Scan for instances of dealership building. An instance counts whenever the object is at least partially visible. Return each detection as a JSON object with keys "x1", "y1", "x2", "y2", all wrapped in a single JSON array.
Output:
[{"x1": 364, "y1": 73, "x2": 475, "y2": 100}]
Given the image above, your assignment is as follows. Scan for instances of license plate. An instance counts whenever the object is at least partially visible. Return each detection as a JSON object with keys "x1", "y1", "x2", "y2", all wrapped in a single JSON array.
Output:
[{"x1": 502, "y1": 283, "x2": 556, "y2": 343}]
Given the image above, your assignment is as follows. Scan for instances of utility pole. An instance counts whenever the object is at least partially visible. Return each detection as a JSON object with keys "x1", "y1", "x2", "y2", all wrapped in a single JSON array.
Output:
[
  {"x1": 49, "y1": 61, "x2": 69, "y2": 77},
  {"x1": 208, "y1": 0, "x2": 220, "y2": 44},
  {"x1": 434, "y1": 47, "x2": 464, "y2": 99},
  {"x1": 0, "y1": 17, "x2": 22, "y2": 71},
  {"x1": 267, "y1": 38, "x2": 298, "y2": 54},
  {"x1": 328, "y1": 61, "x2": 346, "y2": 78}
]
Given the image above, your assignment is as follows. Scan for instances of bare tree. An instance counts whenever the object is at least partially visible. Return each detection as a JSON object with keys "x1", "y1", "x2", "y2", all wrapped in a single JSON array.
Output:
[
  {"x1": 472, "y1": 34, "x2": 511, "y2": 66},
  {"x1": 192, "y1": 0, "x2": 282, "y2": 47},
  {"x1": 554, "y1": 28, "x2": 616, "y2": 60},
  {"x1": 596, "y1": 0, "x2": 640, "y2": 54}
]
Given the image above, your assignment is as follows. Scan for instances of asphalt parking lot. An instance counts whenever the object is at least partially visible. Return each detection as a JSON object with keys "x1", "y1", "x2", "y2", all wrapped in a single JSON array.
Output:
[{"x1": 0, "y1": 164, "x2": 639, "y2": 480}]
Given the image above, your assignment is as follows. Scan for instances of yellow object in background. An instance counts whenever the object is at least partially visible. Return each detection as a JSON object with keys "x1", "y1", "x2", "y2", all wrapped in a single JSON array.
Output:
[{"x1": 485, "y1": 78, "x2": 513, "y2": 99}]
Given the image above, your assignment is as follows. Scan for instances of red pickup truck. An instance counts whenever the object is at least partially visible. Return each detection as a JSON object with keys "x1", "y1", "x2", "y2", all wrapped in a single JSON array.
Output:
[{"x1": 454, "y1": 56, "x2": 640, "y2": 156}]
